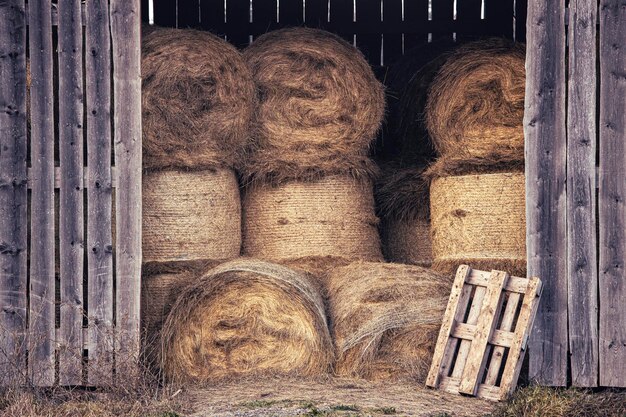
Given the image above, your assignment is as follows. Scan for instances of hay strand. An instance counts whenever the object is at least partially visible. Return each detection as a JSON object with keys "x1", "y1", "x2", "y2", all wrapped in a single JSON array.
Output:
[
  {"x1": 142, "y1": 27, "x2": 256, "y2": 171},
  {"x1": 160, "y1": 259, "x2": 333, "y2": 383},
  {"x1": 425, "y1": 38, "x2": 526, "y2": 162},
  {"x1": 381, "y1": 216, "x2": 433, "y2": 267},
  {"x1": 242, "y1": 28, "x2": 385, "y2": 183},
  {"x1": 327, "y1": 261, "x2": 452, "y2": 382}
]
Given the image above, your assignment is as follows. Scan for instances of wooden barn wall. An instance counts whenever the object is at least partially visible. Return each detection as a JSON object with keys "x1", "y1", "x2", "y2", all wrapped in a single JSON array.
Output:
[
  {"x1": 145, "y1": 0, "x2": 525, "y2": 69},
  {"x1": 0, "y1": 0, "x2": 142, "y2": 386},
  {"x1": 526, "y1": 0, "x2": 626, "y2": 387}
]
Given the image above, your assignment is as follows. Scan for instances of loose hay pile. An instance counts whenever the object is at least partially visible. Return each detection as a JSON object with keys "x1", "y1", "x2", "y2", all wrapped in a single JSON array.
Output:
[
  {"x1": 242, "y1": 27, "x2": 385, "y2": 183},
  {"x1": 160, "y1": 259, "x2": 333, "y2": 383},
  {"x1": 425, "y1": 38, "x2": 526, "y2": 162},
  {"x1": 430, "y1": 171, "x2": 527, "y2": 276},
  {"x1": 327, "y1": 262, "x2": 452, "y2": 382},
  {"x1": 142, "y1": 28, "x2": 256, "y2": 171}
]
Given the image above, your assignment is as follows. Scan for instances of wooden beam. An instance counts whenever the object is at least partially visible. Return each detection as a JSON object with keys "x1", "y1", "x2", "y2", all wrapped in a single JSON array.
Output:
[
  {"x1": 57, "y1": 0, "x2": 85, "y2": 386},
  {"x1": 85, "y1": 0, "x2": 115, "y2": 386},
  {"x1": 524, "y1": 0, "x2": 568, "y2": 386},
  {"x1": 27, "y1": 0, "x2": 56, "y2": 386},
  {"x1": 110, "y1": 0, "x2": 142, "y2": 374},
  {"x1": 599, "y1": 0, "x2": 626, "y2": 388},
  {"x1": 0, "y1": 0, "x2": 28, "y2": 386},
  {"x1": 567, "y1": 0, "x2": 598, "y2": 388}
]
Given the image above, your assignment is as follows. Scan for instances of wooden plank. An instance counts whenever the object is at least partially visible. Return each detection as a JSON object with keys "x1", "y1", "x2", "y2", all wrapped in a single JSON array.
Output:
[
  {"x1": 57, "y1": 0, "x2": 84, "y2": 386},
  {"x1": 499, "y1": 277, "x2": 543, "y2": 398},
  {"x1": 484, "y1": 292, "x2": 521, "y2": 385},
  {"x1": 27, "y1": 0, "x2": 56, "y2": 386},
  {"x1": 451, "y1": 285, "x2": 486, "y2": 378},
  {"x1": 599, "y1": 0, "x2": 626, "y2": 388},
  {"x1": 0, "y1": 0, "x2": 28, "y2": 386},
  {"x1": 466, "y1": 270, "x2": 529, "y2": 294},
  {"x1": 438, "y1": 376, "x2": 501, "y2": 401},
  {"x1": 459, "y1": 271, "x2": 508, "y2": 395},
  {"x1": 426, "y1": 265, "x2": 471, "y2": 387},
  {"x1": 524, "y1": 0, "x2": 568, "y2": 386},
  {"x1": 110, "y1": 0, "x2": 142, "y2": 375},
  {"x1": 451, "y1": 323, "x2": 515, "y2": 348},
  {"x1": 567, "y1": 0, "x2": 598, "y2": 388},
  {"x1": 85, "y1": 0, "x2": 114, "y2": 386}
]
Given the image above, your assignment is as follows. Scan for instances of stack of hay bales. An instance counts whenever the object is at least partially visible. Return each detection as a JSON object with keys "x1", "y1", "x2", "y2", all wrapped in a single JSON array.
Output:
[
  {"x1": 241, "y1": 28, "x2": 386, "y2": 284},
  {"x1": 327, "y1": 261, "x2": 452, "y2": 382},
  {"x1": 160, "y1": 258, "x2": 333, "y2": 383},
  {"x1": 140, "y1": 28, "x2": 256, "y2": 350},
  {"x1": 425, "y1": 39, "x2": 527, "y2": 276}
]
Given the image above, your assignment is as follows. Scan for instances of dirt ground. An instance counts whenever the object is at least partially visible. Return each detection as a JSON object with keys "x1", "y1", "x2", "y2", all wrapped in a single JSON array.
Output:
[{"x1": 183, "y1": 377, "x2": 494, "y2": 416}]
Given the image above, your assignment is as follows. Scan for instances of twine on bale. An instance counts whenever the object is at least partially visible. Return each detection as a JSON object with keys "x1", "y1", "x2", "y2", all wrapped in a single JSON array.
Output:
[
  {"x1": 430, "y1": 171, "x2": 526, "y2": 276},
  {"x1": 242, "y1": 27, "x2": 385, "y2": 183},
  {"x1": 160, "y1": 259, "x2": 333, "y2": 383},
  {"x1": 142, "y1": 27, "x2": 256, "y2": 171},
  {"x1": 425, "y1": 38, "x2": 526, "y2": 162},
  {"x1": 242, "y1": 176, "x2": 383, "y2": 264},
  {"x1": 142, "y1": 169, "x2": 241, "y2": 263},
  {"x1": 327, "y1": 262, "x2": 452, "y2": 382}
]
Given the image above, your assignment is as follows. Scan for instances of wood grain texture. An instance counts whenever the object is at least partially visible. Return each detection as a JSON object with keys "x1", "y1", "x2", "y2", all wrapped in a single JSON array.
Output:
[
  {"x1": 0, "y1": 0, "x2": 28, "y2": 386},
  {"x1": 57, "y1": 0, "x2": 85, "y2": 386},
  {"x1": 599, "y1": 0, "x2": 626, "y2": 388},
  {"x1": 567, "y1": 0, "x2": 598, "y2": 388},
  {"x1": 85, "y1": 0, "x2": 114, "y2": 386},
  {"x1": 27, "y1": 0, "x2": 56, "y2": 386},
  {"x1": 110, "y1": 0, "x2": 142, "y2": 371},
  {"x1": 484, "y1": 292, "x2": 521, "y2": 385},
  {"x1": 524, "y1": 0, "x2": 568, "y2": 386}
]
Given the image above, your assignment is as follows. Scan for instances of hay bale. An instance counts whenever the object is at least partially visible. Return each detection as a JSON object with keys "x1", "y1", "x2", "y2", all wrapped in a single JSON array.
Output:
[
  {"x1": 327, "y1": 261, "x2": 452, "y2": 382},
  {"x1": 142, "y1": 27, "x2": 256, "y2": 171},
  {"x1": 142, "y1": 168, "x2": 241, "y2": 263},
  {"x1": 381, "y1": 217, "x2": 433, "y2": 267},
  {"x1": 242, "y1": 28, "x2": 385, "y2": 183},
  {"x1": 160, "y1": 259, "x2": 333, "y2": 382},
  {"x1": 242, "y1": 176, "x2": 383, "y2": 266},
  {"x1": 430, "y1": 171, "x2": 526, "y2": 276},
  {"x1": 425, "y1": 38, "x2": 526, "y2": 162}
]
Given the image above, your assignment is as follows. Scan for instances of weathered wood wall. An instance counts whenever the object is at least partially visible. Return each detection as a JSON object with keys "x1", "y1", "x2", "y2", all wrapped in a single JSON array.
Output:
[
  {"x1": 0, "y1": 0, "x2": 141, "y2": 386},
  {"x1": 526, "y1": 0, "x2": 626, "y2": 386}
]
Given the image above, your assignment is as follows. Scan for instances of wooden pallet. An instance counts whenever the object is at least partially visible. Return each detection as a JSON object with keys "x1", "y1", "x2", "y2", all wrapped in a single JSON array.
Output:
[{"x1": 426, "y1": 265, "x2": 542, "y2": 401}]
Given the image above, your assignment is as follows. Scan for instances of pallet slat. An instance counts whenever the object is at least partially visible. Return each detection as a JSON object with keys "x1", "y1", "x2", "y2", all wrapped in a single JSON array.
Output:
[
  {"x1": 427, "y1": 266, "x2": 542, "y2": 401},
  {"x1": 524, "y1": 0, "x2": 568, "y2": 386},
  {"x1": 0, "y1": 0, "x2": 28, "y2": 386},
  {"x1": 85, "y1": 0, "x2": 114, "y2": 386},
  {"x1": 27, "y1": 0, "x2": 56, "y2": 387},
  {"x1": 566, "y1": 0, "x2": 598, "y2": 388},
  {"x1": 599, "y1": 0, "x2": 626, "y2": 388},
  {"x1": 110, "y1": 0, "x2": 143, "y2": 373},
  {"x1": 57, "y1": 0, "x2": 85, "y2": 386}
]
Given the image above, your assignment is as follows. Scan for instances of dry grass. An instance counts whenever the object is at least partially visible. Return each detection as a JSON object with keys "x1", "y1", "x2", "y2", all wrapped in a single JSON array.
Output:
[{"x1": 493, "y1": 386, "x2": 626, "y2": 417}]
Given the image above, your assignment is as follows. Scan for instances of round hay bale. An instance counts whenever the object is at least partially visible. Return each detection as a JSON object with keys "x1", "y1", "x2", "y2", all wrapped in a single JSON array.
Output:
[
  {"x1": 160, "y1": 258, "x2": 333, "y2": 382},
  {"x1": 242, "y1": 176, "x2": 383, "y2": 263},
  {"x1": 142, "y1": 27, "x2": 256, "y2": 171},
  {"x1": 142, "y1": 168, "x2": 241, "y2": 263},
  {"x1": 242, "y1": 28, "x2": 385, "y2": 183},
  {"x1": 327, "y1": 261, "x2": 452, "y2": 382},
  {"x1": 425, "y1": 38, "x2": 526, "y2": 162},
  {"x1": 430, "y1": 171, "x2": 526, "y2": 276},
  {"x1": 280, "y1": 256, "x2": 353, "y2": 291},
  {"x1": 381, "y1": 217, "x2": 433, "y2": 267}
]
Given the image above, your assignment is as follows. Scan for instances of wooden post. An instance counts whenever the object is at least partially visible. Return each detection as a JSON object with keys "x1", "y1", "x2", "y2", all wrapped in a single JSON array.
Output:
[
  {"x1": 524, "y1": 0, "x2": 568, "y2": 386},
  {"x1": 566, "y1": 0, "x2": 598, "y2": 388},
  {"x1": 599, "y1": 0, "x2": 626, "y2": 388},
  {"x1": 86, "y1": 0, "x2": 114, "y2": 386},
  {"x1": 28, "y1": 0, "x2": 56, "y2": 386},
  {"x1": 57, "y1": 0, "x2": 85, "y2": 386},
  {"x1": 110, "y1": 0, "x2": 142, "y2": 374},
  {"x1": 0, "y1": 0, "x2": 28, "y2": 386}
]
